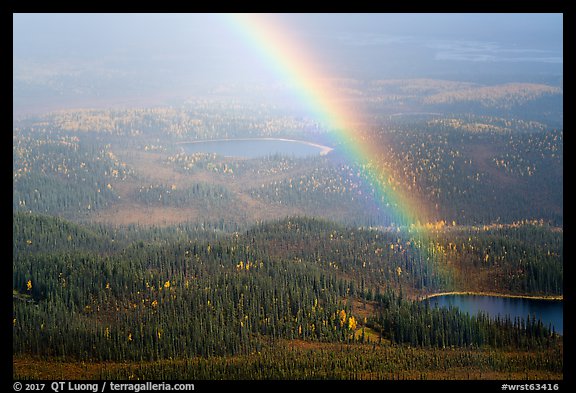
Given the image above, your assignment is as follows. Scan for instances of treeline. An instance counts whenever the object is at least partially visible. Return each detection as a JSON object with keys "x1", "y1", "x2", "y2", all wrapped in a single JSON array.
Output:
[
  {"x1": 440, "y1": 223, "x2": 563, "y2": 294},
  {"x1": 369, "y1": 289, "x2": 557, "y2": 349},
  {"x1": 133, "y1": 183, "x2": 233, "y2": 208},
  {"x1": 247, "y1": 160, "x2": 391, "y2": 226},
  {"x1": 244, "y1": 217, "x2": 562, "y2": 296},
  {"x1": 15, "y1": 105, "x2": 320, "y2": 141},
  {"x1": 14, "y1": 214, "x2": 561, "y2": 365},
  {"x1": 14, "y1": 217, "x2": 365, "y2": 361},
  {"x1": 13, "y1": 211, "x2": 241, "y2": 253},
  {"x1": 13, "y1": 129, "x2": 129, "y2": 217},
  {"x1": 368, "y1": 125, "x2": 563, "y2": 226},
  {"x1": 13, "y1": 212, "x2": 119, "y2": 255},
  {"x1": 13, "y1": 248, "x2": 360, "y2": 361},
  {"x1": 244, "y1": 217, "x2": 454, "y2": 293},
  {"x1": 14, "y1": 113, "x2": 563, "y2": 228}
]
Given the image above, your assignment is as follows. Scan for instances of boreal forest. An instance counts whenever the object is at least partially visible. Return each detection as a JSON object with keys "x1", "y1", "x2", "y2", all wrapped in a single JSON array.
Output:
[{"x1": 13, "y1": 79, "x2": 563, "y2": 380}]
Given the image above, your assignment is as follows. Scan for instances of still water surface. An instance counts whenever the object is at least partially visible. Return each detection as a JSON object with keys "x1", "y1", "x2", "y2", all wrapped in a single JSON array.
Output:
[
  {"x1": 427, "y1": 294, "x2": 563, "y2": 335},
  {"x1": 180, "y1": 138, "x2": 333, "y2": 158}
]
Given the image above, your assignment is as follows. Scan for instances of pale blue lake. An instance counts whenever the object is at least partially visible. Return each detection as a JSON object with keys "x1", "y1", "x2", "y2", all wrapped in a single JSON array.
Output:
[{"x1": 180, "y1": 138, "x2": 333, "y2": 159}]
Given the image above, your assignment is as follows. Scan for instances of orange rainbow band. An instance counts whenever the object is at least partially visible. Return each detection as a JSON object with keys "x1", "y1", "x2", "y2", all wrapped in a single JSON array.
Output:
[{"x1": 226, "y1": 13, "x2": 431, "y2": 228}]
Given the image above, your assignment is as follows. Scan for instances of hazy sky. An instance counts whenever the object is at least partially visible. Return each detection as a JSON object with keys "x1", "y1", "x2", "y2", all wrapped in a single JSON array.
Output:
[{"x1": 13, "y1": 13, "x2": 563, "y2": 114}]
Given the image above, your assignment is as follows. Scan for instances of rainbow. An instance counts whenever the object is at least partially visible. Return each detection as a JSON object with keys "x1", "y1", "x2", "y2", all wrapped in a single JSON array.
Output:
[{"x1": 224, "y1": 13, "x2": 430, "y2": 227}]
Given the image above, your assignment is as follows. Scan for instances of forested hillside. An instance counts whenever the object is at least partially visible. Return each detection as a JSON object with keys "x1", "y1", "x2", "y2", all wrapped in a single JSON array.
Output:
[
  {"x1": 12, "y1": 79, "x2": 563, "y2": 380},
  {"x1": 13, "y1": 104, "x2": 563, "y2": 228},
  {"x1": 13, "y1": 213, "x2": 562, "y2": 379}
]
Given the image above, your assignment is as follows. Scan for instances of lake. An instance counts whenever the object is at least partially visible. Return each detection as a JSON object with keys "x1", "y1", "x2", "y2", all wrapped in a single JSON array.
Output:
[
  {"x1": 179, "y1": 138, "x2": 333, "y2": 159},
  {"x1": 427, "y1": 294, "x2": 563, "y2": 335}
]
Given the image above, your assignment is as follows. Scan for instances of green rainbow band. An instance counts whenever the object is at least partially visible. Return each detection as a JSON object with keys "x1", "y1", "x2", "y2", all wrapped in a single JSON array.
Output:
[{"x1": 225, "y1": 13, "x2": 428, "y2": 228}]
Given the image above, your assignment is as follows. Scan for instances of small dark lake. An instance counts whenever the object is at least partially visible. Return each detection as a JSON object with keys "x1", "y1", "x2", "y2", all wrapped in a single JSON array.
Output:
[
  {"x1": 427, "y1": 294, "x2": 563, "y2": 335},
  {"x1": 179, "y1": 138, "x2": 333, "y2": 159}
]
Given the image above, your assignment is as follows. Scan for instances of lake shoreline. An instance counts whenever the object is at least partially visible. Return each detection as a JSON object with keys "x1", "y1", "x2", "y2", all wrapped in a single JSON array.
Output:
[
  {"x1": 418, "y1": 291, "x2": 563, "y2": 301},
  {"x1": 176, "y1": 137, "x2": 334, "y2": 156}
]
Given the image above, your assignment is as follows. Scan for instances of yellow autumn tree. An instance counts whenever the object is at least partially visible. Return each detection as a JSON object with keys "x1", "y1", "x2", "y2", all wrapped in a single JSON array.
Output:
[
  {"x1": 338, "y1": 309, "x2": 347, "y2": 327},
  {"x1": 348, "y1": 316, "x2": 357, "y2": 331},
  {"x1": 26, "y1": 280, "x2": 32, "y2": 291}
]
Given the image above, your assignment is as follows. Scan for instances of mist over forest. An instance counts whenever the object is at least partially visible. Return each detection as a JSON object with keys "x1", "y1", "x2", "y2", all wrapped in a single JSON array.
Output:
[{"x1": 13, "y1": 13, "x2": 564, "y2": 382}]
